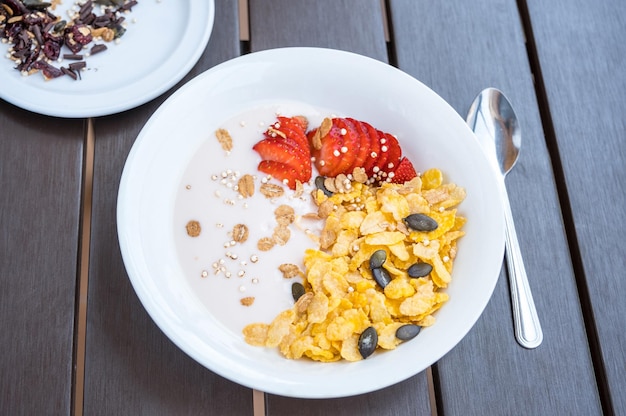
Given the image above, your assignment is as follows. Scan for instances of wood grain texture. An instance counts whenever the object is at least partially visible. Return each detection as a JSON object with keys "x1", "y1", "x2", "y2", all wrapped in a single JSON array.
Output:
[
  {"x1": 0, "y1": 102, "x2": 84, "y2": 414},
  {"x1": 248, "y1": 1, "x2": 431, "y2": 414},
  {"x1": 81, "y1": 1, "x2": 252, "y2": 414},
  {"x1": 388, "y1": 0, "x2": 602, "y2": 414},
  {"x1": 524, "y1": 0, "x2": 626, "y2": 413},
  {"x1": 249, "y1": 0, "x2": 388, "y2": 62},
  {"x1": 266, "y1": 377, "x2": 432, "y2": 416}
]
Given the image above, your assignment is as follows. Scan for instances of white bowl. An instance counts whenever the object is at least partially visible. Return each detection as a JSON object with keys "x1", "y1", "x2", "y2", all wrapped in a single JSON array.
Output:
[{"x1": 117, "y1": 47, "x2": 504, "y2": 398}]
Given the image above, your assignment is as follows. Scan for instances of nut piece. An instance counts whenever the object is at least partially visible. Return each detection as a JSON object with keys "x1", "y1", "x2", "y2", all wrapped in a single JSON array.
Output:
[
  {"x1": 272, "y1": 226, "x2": 291, "y2": 246},
  {"x1": 317, "y1": 199, "x2": 335, "y2": 219},
  {"x1": 293, "y1": 180, "x2": 304, "y2": 198},
  {"x1": 352, "y1": 167, "x2": 368, "y2": 183},
  {"x1": 257, "y1": 237, "x2": 275, "y2": 251},
  {"x1": 275, "y1": 205, "x2": 295, "y2": 225},
  {"x1": 279, "y1": 263, "x2": 302, "y2": 279},
  {"x1": 186, "y1": 220, "x2": 201, "y2": 237},
  {"x1": 310, "y1": 117, "x2": 332, "y2": 150},
  {"x1": 260, "y1": 183, "x2": 284, "y2": 199},
  {"x1": 267, "y1": 127, "x2": 287, "y2": 139},
  {"x1": 232, "y1": 224, "x2": 249, "y2": 243},
  {"x1": 237, "y1": 174, "x2": 255, "y2": 198},
  {"x1": 240, "y1": 297, "x2": 255, "y2": 306},
  {"x1": 215, "y1": 128, "x2": 233, "y2": 151},
  {"x1": 323, "y1": 177, "x2": 337, "y2": 193},
  {"x1": 295, "y1": 291, "x2": 314, "y2": 314},
  {"x1": 319, "y1": 117, "x2": 333, "y2": 136}
]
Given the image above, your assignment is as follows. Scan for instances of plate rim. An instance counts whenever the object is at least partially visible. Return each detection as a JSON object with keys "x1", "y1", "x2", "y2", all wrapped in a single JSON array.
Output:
[{"x1": 0, "y1": 1, "x2": 215, "y2": 118}]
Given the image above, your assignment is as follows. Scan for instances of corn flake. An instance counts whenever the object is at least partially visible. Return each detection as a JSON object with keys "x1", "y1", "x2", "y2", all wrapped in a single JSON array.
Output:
[{"x1": 242, "y1": 168, "x2": 466, "y2": 361}]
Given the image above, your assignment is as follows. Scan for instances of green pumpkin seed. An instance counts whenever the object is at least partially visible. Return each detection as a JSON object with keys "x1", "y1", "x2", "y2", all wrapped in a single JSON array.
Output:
[
  {"x1": 358, "y1": 326, "x2": 378, "y2": 359},
  {"x1": 291, "y1": 282, "x2": 305, "y2": 302},
  {"x1": 314, "y1": 176, "x2": 333, "y2": 196},
  {"x1": 396, "y1": 324, "x2": 421, "y2": 341},
  {"x1": 372, "y1": 267, "x2": 392, "y2": 289},
  {"x1": 403, "y1": 213, "x2": 438, "y2": 232},
  {"x1": 369, "y1": 249, "x2": 387, "y2": 270},
  {"x1": 407, "y1": 262, "x2": 433, "y2": 278}
]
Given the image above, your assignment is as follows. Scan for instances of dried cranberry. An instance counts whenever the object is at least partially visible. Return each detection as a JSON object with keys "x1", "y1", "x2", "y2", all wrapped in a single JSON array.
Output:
[
  {"x1": 72, "y1": 24, "x2": 93, "y2": 45},
  {"x1": 32, "y1": 60, "x2": 64, "y2": 80},
  {"x1": 43, "y1": 39, "x2": 62, "y2": 60}
]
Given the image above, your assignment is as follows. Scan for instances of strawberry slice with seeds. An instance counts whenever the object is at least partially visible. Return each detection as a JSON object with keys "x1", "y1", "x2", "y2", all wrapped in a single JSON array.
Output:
[
  {"x1": 361, "y1": 121, "x2": 381, "y2": 176},
  {"x1": 272, "y1": 116, "x2": 309, "y2": 150},
  {"x1": 381, "y1": 132, "x2": 402, "y2": 174},
  {"x1": 310, "y1": 121, "x2": 344, "y2": 177},
  {"x1": 257, "y1": 160, "x2": 303, "y2": 189},
  {"x1": 372, "y1": 128, "x2": 390, "y2": 178},
  {"x1": 389, "y1": 156, "x2": 418, "y2": 184},
  {"x1": 347, "y1": 118, "x2": 372, "y2": 174},
  {"x1": 331, "y1": 118, "x2": 360, "y2": 177},
  {"x1": 253, "y1": 137, "x2": 311, "y2": 179}
]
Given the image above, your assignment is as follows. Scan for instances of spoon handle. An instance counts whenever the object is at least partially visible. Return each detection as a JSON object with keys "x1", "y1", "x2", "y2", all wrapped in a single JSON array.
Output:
[{"x1": 501, "y1": 186, "x2": 543, "y2": 349}]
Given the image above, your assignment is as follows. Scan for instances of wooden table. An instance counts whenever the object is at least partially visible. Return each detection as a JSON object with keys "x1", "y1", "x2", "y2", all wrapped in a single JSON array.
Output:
[{"x1": 1, "y1": 0, "x2": 624, "y2": 414}]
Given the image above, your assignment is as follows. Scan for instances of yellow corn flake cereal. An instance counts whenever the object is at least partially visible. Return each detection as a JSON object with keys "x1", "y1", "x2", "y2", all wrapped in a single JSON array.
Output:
[
  {"x1": 340, "y1": 210, "x2": 367, "y2": 229},
  {"x1": 332, "y1": 229, "x2": 359, "y2": 257},
  {"x1": 243, "y1": 167, "x2": 466, "y2": 362},
  {"x1": 384, "y1": 277, "x2": 416, "y2": 299},
  {"x1": 376, "y1": 322, "x2": 405, "y2": 350},
  {"x1": 307, "y1": 291, "x2": 330, "y2": 323},
  {"x1": 340, "y1": 334, "x2": 363, "y2": 361},
  {"x1": 242, "y1": 323, "x2": 269, "y2": 346},
  {"x1": 359, "y1": 211, "x2": 392, "y2": 235},
  {"x1": 266, "y1": 309, "x2": 295, "y2": 347},
  {"x1": 388, "y1": 241, "x2": 410, "y2": 262},
  {"x1": 422, "y1": 168, "x2": 443, "y2": 189},
  {"x1": 365, "y1": 231, "x2": 406, "y2": 246},
  {"x1": 377, "y1": 186, "x2": 411, "y2": 221}
]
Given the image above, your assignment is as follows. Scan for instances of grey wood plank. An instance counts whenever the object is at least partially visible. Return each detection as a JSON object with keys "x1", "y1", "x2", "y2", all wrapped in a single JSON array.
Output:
[
  {"x1": 82, "y1": 1, "x2": 253, "y2": 414},
  {"x1": 249, "y1": 0, "x2": 388, "y2": 62},
  {"x1": 524, "y1": 0, "x2": 626, "y2": 413},
  {"x1": 0, "y1": 103, "x2": 84, "y2": 414},
  {"x1": 248, "y1": 1, "x2": 431, "y2": 414},
  {"x1": 267, "y1": 377, "x2": 432, "y2": 416},
  {"x1": 388, "y1": 0, "x2": 602, "y2": 414}
]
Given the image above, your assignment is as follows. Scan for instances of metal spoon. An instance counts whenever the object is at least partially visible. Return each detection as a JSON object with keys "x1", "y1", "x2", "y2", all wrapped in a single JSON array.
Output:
[{"x1": 467, "y1": 88, "x2": 543, "y2": 349}]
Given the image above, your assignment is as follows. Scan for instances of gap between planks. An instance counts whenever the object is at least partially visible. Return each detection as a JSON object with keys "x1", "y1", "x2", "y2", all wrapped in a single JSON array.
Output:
[
  {"x1": 515, "y1": 1, "x2": 614, "y2": 414},
  {"x1": 72, "y1": 117, "x2": 95, "y2": 416}
]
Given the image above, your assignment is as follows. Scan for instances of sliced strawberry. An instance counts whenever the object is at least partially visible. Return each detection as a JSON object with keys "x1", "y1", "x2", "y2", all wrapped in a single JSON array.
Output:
[
  {"x1": 273, "y1": 116, "x2": 309, "y2": 150},
  {"x1": 372, "y1": 128, "x2": 390, "y2": 177},
  {"x1": 331, "y1": 118, "x2": 360, "y2": 176},
  {"x1": 361, "y1": 121, "x2": 381, "y2": 176},
  {"x1": 390, "y1": 157, "x2": 417, "y2": 184},
  {"x1": 381, "y1": 132, "x2": 402, "y2": 174},
  {"x1": 257, "y1": 160, "x2": 303, "y2": 189},
  {"x1": 347, "y1": 118, "x2": 371, "y2": 174},
  {"x1": 310, "y1": 120, "x2": 344, "y2": 177},
  {"x1": 253, "y1": 138, "x2": 311, "y2": 179},
  {"x1": 253, "y1": 137, "x2": 307, "y2": 165}
]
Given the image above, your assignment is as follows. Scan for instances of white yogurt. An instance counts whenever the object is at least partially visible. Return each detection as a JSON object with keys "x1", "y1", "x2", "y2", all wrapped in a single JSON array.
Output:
[{"x1": 174, "y1": 102, "x2": 337, "y2": 336}]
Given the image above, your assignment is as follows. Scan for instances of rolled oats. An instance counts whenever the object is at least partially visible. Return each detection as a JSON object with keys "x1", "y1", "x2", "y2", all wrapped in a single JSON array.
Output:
[
  {"x1": 215, "y1": 128, "x2": 233, "y2": 152},
  {"x1": 232, "y1": 224, "x2": 249, "y2": 243},
  {"x1": 260, "y1": 183, "x2": 284, "y2": 199},
  {"x1": 278, "y1": 263, "x2": 302, "y2": 279},
  {"x1": 237, "y1": 174, "x2": 255, "y2": 198}
]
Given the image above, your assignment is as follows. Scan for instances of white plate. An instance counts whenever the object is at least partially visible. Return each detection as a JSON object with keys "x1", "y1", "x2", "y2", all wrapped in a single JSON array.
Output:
[
  {"x1": 117, "y1": 47, "x2": 505, "y2": 398},
  {"x1": 0, "y1": 1, "x2": 214, "y2": 118}
]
